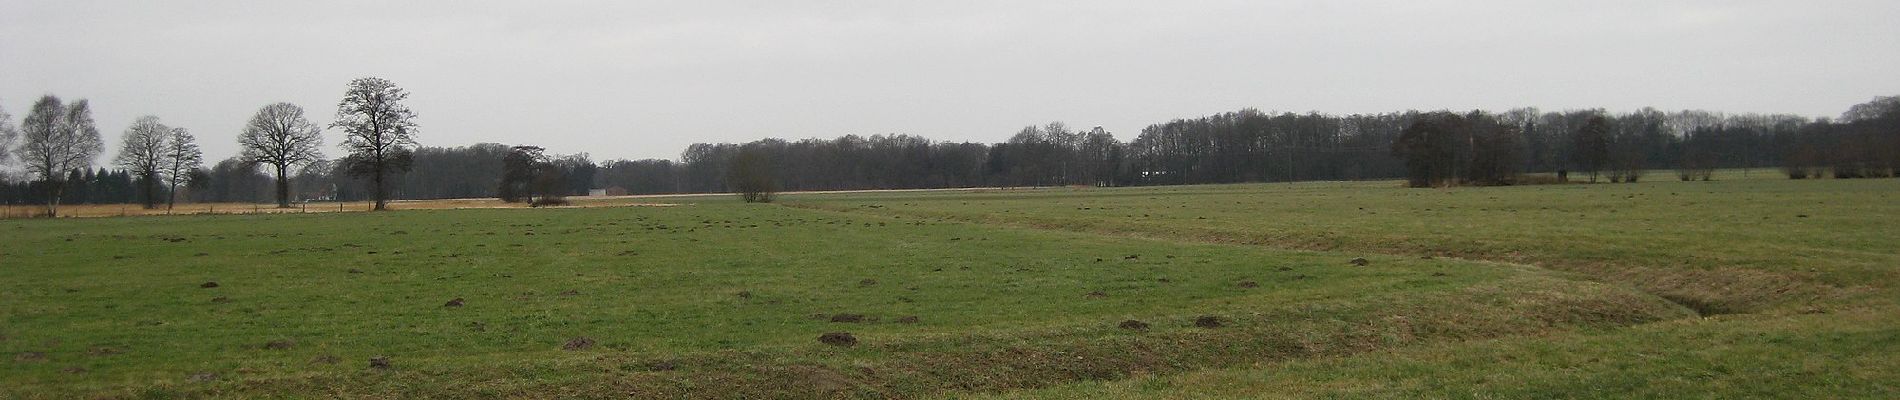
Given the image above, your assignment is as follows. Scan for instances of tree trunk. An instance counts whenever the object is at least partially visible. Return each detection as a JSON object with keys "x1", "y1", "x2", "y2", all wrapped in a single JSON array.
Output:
[
  {"x1": 275, "y1": 164, "x2": 291, "y2": 208},
  {"x1": 372, "y1": 164, "x2": 387, "y2": 211},
  {"x1": 46, "y1": 182, "x2": 63, "y2": 218},
  {"x1": 166, "y1": 181, "x2": 179, "y2": 213},
  {"x1": 142, "y1": 172, "x2": 158, "y2": 209}
]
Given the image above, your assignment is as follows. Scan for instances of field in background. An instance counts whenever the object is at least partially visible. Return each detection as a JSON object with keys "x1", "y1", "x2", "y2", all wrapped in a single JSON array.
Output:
[
  {"x1": 3, "y1": 172, "x2": 1896, "y2": 398},
  {"x1": 0, "y1": 186, "x2": 1027, "y2": 219},
  {"x1": 0, "y1": 197, "x2": 683, "y2": 219}
]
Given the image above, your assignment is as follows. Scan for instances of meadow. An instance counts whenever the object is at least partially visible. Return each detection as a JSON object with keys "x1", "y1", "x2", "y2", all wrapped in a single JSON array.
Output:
[{"x1": 2, "y1": 172, "x2": 1896, "y2": 398}]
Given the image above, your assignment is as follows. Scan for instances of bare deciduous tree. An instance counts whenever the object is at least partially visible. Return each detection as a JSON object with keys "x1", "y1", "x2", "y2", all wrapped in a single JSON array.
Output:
[
  {"x1": 18, "y1": 95, "x2": 103, "y2": 217},
  {"x1": 240, "y1": 103, "x2": 326, "y2": 208},
  {"x1": 0, "y1": 102, "x2": 18, "y2": 168},
  {"x1": 162, "y1": 127, "x2": 203, "y2": 212},
  {"x1": 331, "y1": 78, "x2": 419, "y2": 211},
  {"x1": 114, "y1": 116, "x2": 170, "y2": 208}
]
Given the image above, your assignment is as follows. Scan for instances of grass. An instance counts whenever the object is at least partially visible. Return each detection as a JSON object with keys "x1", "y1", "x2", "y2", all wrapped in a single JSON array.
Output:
[
  {"x1": 789, "y1": 172, "x2": 1897, "y2": 314},
  {"x1": 2, "y1": 170, "x2": 1895, "y2": 398},
  {"x1": 971, "y1": 308, "x2": 1900, "y2": 399}
]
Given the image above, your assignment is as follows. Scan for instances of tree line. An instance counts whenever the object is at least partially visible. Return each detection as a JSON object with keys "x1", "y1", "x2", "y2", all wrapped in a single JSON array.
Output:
[
  {"x1": 1, "y1": 77, "x2": 420, "y2": 216},
  {"x1": 3, "y1": 87, "x2": 1895, "y2": 214}
]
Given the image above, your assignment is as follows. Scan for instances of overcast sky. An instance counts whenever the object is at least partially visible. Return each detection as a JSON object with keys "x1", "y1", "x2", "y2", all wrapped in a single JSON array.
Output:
[{"x1": 3, "y1": 1, "x2": 1896, "y2": 163}]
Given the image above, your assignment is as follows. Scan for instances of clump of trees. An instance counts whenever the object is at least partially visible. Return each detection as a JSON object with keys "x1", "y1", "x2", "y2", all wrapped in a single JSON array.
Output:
[
  {"x1": 1390, "y1": 111, "x2": 1522, "y2": 187},
  {"x1": 1778, "y1": 96, "x2": 1900, "y2": 179},
  {"x1": 1568, "y1": 115, "x2": 1611, "y2": 182},
  {"x1": 498, "y1": 145, "x2": 575, "y2": 206},
  {"x1": 191, "y1": 157, "x2": 272, "y2": 204}
]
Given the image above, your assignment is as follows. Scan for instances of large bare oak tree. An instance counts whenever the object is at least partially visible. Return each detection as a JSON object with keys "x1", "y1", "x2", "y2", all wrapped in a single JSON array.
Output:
[
  {"x1": 331, "y1": 78, "x2": 418, "y2": 211},
  {"x1": 239, "y1": 103, "x2": 325, "y2": 208},
  {"x1": 114, "y1": 116, "x2": 170, "y2": 208}
]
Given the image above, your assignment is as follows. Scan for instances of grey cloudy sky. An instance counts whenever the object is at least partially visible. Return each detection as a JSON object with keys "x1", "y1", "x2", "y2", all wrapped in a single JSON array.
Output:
[{"x1": 3, "y1": 0, "x2": 1896, "y2": 163}]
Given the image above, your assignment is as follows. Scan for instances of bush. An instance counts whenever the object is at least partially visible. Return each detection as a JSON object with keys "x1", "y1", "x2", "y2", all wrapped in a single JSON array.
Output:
[{"x1": 726, "y1": 149, "x2": 777, "y2": 203}]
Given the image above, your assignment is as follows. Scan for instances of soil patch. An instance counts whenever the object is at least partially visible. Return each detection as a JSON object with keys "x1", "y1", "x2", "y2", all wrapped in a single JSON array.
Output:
[
  {"x1": 1194, "y1": 315, "x2": 1224, "y2": 328},
  {"x1": 818, "y1": 332, "x2": 858, "y2": 347},
  {"x1": 1118, "y1": 320, "x2": 1150, "y2": 330},
  {"x1": 563, "y1": 336, "x2": 596, "y2": 350}
]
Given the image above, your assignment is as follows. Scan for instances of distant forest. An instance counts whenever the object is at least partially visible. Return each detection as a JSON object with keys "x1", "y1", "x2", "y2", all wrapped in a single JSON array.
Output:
[{"x1": 4, "y1": 96, "x2": 1896, "y2": 206}]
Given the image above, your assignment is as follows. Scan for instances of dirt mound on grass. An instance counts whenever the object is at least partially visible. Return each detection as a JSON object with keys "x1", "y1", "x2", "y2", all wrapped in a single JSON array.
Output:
[
  {"x1": 1194, "y1": 316, "x2": 1224, "y2": 328},
  {"x1": 563, "y1": 337, "x2": 596, "y2": 350},
  {"x1": 818, "y1": 332, "x2": 858, "y2": 347}
]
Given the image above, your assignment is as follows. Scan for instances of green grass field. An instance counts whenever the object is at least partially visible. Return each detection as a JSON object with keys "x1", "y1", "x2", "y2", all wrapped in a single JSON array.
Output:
[{"x1": 3, "y1": 172, "x2": 1897, "y2": 398}]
